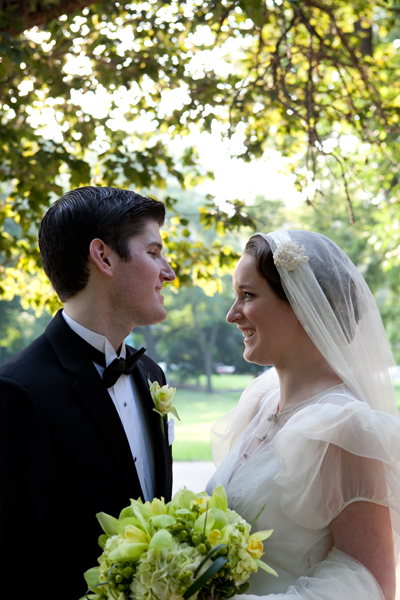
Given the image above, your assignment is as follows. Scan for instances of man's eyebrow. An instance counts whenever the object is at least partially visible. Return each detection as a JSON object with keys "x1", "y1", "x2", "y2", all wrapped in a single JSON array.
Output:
[{"x1": 147, "y1": 241, "x2": 163, "y2": 249}]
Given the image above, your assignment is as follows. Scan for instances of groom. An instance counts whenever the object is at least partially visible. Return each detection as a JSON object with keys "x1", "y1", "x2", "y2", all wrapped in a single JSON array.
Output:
[{"x1": 0, "y1": 187, "x2": 176, "y2": 600}]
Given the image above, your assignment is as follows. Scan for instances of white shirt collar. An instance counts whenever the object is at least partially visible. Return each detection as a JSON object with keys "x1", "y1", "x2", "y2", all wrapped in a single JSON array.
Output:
[{"x1": 62, "y1": 309, "x2": 126, "y2": 367}]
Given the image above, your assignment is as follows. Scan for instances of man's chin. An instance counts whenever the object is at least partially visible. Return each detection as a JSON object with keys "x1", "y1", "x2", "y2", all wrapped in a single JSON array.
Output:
[{"x1": 139, "y1": 307, "x2": 168, "y2": 327}]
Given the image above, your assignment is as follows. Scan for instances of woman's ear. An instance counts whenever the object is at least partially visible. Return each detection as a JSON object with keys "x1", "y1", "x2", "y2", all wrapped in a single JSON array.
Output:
[{"x1": 89, "y1": 238, "x2": 114, "y2": 278}]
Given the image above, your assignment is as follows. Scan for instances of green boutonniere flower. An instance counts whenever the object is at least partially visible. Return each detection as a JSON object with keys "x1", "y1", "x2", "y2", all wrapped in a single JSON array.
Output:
[{"x1": 148, "y1": 379, "x2": 181, "y2": 438}]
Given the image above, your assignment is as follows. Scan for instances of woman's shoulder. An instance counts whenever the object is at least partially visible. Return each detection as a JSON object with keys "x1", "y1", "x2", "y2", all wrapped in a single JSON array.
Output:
[{"x1": 277, "y1": 383, "x2": 400, "y2": 465}]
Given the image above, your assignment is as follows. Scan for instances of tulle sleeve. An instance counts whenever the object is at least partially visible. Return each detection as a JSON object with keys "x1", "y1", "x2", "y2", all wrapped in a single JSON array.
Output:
[{"x1": 273, "y1": 398, "x2": 400, "y2": 533}]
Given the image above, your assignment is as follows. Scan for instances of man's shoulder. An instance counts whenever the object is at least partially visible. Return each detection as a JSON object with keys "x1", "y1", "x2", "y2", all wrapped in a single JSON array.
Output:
[
  {"x1": 0, "y1": 332, "x2": 51, "y2": 377},
  {"x1": 0, "y1": 330, "x2": 60, "y2": 402}
]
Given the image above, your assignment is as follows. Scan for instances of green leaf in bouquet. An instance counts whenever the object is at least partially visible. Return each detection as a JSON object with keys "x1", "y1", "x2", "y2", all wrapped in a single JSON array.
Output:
[
  {"x1": 195, "y1": 508, "x2": 228, "y2": 535},
  {"x1": 148, "y1": 528, "x2": 174, "y2": 551},
  {"x1": 194, "y1": 510, "x2": 215, "y2": 535},
  {"x1": 183, "y1": 555, "x2": 228, "y2": 599},
  {"x1": 167, "y1": 488, "x2": 198, "y2": 514},
  {"x1": 124, "y1": 525, "x2": 151, "y2": 545},
  {"x1": 209, "y1": 485, "x2": 228, "y2": 511},
  {"x1": 82, "y1": 568, "x2": 109, "y2": 600},
  {"x1": 98, "y1": 533, "x2": 108, "y2": 549},
  {"x1": 148, "y1": 497, "x2": 168, "y2": 515},
  {"x1": 119, "y1": 505, "x2": 134, "y2": 519},
  {"x1": 84, "y1": 566, "x2": 100, "y2": 588},
  {"x1": 129, "y1": 501, "x2": 151, "y2": 536},
  {"x1": 174, "y1": 508, "x2": 196, "y2": 520},
  {"x1": 108, "y1": 542, "x2": 149, "y2": 561},
  {"x1": 256, "y1": 559, "x2": 278, "y2": 577},
  {"x1": 119, "y1": 516, "x2": 142, "y2": 529},
  {"x1": 216, "y1": 584, "x2": 236, "y2": 598},
  {"x1": 237, "y1": 582, "x2": 251, "y2": 595},
  {"x1": 96, "y1": 512, "x2": 122, "y2": 536},
  {"x1": 210, "y1": 508, "x2": 229, "y2": 531},
  {"x1": 93, "y1": 562, "x2": 123, "y2": 600},
  {"x1": 83, "y1": 591, "x2": 104, "y2": 600},
  {"x1": 193, "y1": 544, "x2": 227, "y2": 578},
  {"x1": 130, "y1": 498, "x2": 154, "y2": 520},
  {"x1": 249, "y1": 504, "x2": 267, "y2": 528},
  {"x1": 149, "y1": 514, "x2": 176, "y2": 528}
]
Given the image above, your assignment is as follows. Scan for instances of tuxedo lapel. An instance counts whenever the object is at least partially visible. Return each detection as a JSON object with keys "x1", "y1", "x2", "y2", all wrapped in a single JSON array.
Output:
[
  {"x1": 45, "y1": 311, "x2": 142, "y2": 494},
  {"x1": 131, "y1": 353, "x2": 171, "y2": 500}
]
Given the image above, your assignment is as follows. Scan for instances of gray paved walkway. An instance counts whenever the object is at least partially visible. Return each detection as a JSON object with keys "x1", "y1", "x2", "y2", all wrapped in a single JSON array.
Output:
[{"x1": 172, "y1": 461, "x2": 216, "y2": 495}]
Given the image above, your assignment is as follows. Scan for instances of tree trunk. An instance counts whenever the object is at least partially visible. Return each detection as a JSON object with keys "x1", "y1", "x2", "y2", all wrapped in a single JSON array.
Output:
[
  {"x1": 195, "y1": 322, "x2": 218, "y2": 394},
  {"x1": 354, "y1": 21, "x2": 373, "y2": 57}
]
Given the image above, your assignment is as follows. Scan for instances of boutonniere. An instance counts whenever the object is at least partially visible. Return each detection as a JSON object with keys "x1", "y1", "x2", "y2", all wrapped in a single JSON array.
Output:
[{"x1": 147, "y1": 379, "x2": 181, "y2": 438}]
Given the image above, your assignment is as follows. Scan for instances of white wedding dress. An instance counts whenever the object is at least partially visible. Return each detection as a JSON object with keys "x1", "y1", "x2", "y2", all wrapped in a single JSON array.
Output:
[{"x1": 206, "y1": 371, "x2": 400, "y2": 600}]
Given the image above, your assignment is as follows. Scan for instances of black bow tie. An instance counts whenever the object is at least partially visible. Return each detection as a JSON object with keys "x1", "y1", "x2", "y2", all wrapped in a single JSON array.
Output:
[{"x1": 80, "y1": 339, "x2": 146, "y2": 388}]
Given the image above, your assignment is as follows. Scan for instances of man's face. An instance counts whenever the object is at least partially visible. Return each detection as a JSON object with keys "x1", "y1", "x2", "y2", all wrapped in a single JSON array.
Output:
[{"x1": 110, "y1": 220, "x2": 175, "y2": 328}]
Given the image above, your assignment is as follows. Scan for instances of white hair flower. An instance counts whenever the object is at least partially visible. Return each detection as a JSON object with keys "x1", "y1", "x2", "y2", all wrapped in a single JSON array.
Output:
[{"x1": 273, "y1": 242, "x2": 309, "y2": 271}]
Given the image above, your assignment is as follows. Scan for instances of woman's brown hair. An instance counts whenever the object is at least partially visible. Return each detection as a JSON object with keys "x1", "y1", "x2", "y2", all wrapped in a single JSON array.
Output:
[{"x1": 244, "y1": 235, "x2": 289, "y2": 302}]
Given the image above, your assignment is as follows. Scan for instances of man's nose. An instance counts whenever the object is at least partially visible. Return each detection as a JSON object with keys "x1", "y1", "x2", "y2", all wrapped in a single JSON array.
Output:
[{"x1": 162, "y1": 259, "x2": 176, "y2": 282}]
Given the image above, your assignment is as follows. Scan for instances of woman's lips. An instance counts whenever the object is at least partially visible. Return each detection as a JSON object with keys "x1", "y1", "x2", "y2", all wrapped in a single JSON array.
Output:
[{"x1": 241, "y1": 328, "x2": 255, "y2": 341}]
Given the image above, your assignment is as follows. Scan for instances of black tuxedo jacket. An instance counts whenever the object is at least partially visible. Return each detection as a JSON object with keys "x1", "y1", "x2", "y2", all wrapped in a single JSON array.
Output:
[{"x1": 0, "y1": 310, "x2": 172, "y2": 600}]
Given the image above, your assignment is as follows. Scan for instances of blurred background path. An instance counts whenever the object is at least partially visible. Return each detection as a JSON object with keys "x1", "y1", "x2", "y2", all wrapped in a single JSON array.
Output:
[{"x1": 172, "y1": 461, "x2": 216, "y2": 495}]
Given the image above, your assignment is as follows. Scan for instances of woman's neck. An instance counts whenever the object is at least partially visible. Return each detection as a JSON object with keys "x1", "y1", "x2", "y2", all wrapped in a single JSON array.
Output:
[{"x1": 275, "y1": 341, "x2": 343, "y2": 412}]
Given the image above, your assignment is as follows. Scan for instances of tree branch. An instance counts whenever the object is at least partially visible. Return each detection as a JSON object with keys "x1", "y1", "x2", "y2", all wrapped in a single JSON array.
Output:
[{"x1": 1, "y1": 0, "x2": 95, "y2": 35}]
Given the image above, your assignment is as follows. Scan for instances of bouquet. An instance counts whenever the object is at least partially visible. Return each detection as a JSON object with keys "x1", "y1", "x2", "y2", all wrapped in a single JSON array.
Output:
[{"x1": 83, "y1": 485, "x2": 277, "y2": 600}]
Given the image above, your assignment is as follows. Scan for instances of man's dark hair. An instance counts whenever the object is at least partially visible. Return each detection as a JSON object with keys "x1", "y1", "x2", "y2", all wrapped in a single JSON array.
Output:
[{"x1": 39, "y1": 186, "x2": 166, "y2": 301}]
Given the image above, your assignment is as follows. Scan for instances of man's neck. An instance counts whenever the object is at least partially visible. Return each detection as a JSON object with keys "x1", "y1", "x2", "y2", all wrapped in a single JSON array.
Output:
[{"x1": 63, "y1": 302, "x2": 129, "y2": 352}]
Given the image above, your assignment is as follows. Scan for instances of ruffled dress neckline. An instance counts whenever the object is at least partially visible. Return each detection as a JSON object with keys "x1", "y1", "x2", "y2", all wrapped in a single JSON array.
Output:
[{"x1": 207, "y1": 382, "x2": 400, "y2": 597}]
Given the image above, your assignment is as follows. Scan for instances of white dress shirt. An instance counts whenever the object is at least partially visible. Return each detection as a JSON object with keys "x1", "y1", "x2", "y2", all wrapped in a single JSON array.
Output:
[{"x1": 62, "y1": 310, "x2": 155, "y2": 501}]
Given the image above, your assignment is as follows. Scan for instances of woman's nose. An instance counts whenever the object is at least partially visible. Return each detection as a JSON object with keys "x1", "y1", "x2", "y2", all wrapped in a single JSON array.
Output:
[{"x1": 226, "y1": 301, "x2": 240, "y2": 323}]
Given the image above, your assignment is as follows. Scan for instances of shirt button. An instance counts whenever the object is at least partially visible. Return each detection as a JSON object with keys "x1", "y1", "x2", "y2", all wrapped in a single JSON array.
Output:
[{"x1": 123, "y1": 402, "x2": 127, "y2": 407}]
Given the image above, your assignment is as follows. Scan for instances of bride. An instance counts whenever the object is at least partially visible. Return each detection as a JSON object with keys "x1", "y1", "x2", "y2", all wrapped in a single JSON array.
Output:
[{"x1": 207, "y1": 230, "x2": 400, "y2": 600}]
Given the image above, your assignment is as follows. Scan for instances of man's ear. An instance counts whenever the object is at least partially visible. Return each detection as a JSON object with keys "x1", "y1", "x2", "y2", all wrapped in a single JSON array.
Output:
[{"x1": 89, "y1": 239, "x2": 115, "y2": 278}]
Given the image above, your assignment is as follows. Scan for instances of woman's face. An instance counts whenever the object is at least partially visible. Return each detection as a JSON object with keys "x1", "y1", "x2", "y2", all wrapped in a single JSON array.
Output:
[{"x1": 226, "y1": 253, "x2": 301, "y2": 367}]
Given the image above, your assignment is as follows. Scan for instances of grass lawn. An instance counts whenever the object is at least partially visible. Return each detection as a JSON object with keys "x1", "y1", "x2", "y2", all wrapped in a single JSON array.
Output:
[
  {"x1": 172, "y1": 389, "x2": 241, "y2": 461},
  {"x1": 171, "y1": 377, "x2": 400, "y2": 461},
  {"x1": 171, "y1": 374, "x2": 254, "y2": 461},
  {"x1": 193, "y1": 374, "x2": 256, "y2": 391}
]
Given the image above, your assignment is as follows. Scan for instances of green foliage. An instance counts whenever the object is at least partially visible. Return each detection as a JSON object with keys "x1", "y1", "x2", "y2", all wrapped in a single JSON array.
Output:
[
  {"x1": 0, "y1": 296, "x2": 51, "y2": 364},
  {"x1": 3, "y1": 0, "x2": 400, "y2": 305}
]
